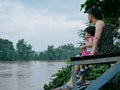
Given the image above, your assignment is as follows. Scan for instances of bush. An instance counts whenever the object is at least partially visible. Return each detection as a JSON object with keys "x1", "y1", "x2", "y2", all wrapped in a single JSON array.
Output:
[
  {"x1": 43, "y1": 64, "x2": 71, "y2": 90},
  {"x1": 86, "y1": 64, "x2": 109, "y2": 80}
]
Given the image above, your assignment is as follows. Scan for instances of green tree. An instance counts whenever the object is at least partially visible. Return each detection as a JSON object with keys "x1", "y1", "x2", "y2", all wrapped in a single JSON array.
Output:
[
  {"x1": 0, "y1": 38, "x2": 15, "y2": 60},
  {"x1": 16, "y1": 39, "x2": 34, "y2": 60}
]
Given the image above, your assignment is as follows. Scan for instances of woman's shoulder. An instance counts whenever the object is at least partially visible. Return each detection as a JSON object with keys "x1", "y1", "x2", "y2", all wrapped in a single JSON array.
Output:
[{"x1": 96, "y1": 20, "x2": 105, "y2": 26}]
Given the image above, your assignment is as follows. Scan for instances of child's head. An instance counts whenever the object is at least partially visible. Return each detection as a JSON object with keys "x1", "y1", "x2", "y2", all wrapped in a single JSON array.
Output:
[{"x1": 85, "y1": 26, "x2": 95, "y2": 37}]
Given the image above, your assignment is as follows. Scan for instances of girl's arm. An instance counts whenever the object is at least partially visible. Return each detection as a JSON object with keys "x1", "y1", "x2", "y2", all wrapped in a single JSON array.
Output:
[
  {"x1": 81, "y1": 38, "x2": 93, "y2": 51},
  {"x1": 90, "y1": 20, "x2": 105, "y2": 55}
]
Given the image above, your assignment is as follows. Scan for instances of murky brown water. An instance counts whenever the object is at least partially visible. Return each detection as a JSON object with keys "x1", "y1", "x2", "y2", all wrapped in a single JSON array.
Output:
[{"x1": 0, "y1": 61, "x2": 66, "y2": 90}]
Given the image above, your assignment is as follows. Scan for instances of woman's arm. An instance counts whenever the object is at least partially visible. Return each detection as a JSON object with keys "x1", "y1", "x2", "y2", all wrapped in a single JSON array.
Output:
[{"x1": 90, "y1": 20, "x2": 105, "y2": 55}]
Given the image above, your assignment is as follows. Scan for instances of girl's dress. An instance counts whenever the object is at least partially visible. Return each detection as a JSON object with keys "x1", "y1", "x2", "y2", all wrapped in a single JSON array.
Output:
[
  {"x1": 81, "y1": 36, "x2": 94, "y2": 57},
  {"x1": 77, "y1": 36, "x2": 93, "y2": 77}
]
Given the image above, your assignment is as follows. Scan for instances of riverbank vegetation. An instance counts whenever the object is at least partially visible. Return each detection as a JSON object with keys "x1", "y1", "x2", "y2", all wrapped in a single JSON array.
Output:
[{"x1": 0, "y1": 38, "x2": 80, "y2": 61}]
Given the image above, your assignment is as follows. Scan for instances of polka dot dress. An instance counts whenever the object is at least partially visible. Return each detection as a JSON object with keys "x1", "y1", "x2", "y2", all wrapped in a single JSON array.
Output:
[{"x1": 98, "y1": 25, "x2": 120, "y2": 54}]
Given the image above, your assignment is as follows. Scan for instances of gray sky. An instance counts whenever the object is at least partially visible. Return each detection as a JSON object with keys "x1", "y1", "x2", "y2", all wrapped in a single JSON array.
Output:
[{"x1": 0, "y1": 0, "x2": 88, "y2": 51}]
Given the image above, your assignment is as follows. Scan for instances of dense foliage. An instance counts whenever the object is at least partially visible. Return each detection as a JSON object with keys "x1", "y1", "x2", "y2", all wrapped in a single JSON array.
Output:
[
  {"x1": 0, "y1": 39, "x2": 15, "y2": 60},
  {"x1": 44, "y1": 64, "x2": 71, "y2": 90},
  {"x1": 38, "y1": 44, "x2": 80, "y2": 60},
  {"x1": 15, "y1": 39, "x2": 35, "y2": 60},
  {"x1": 0, "y1": 39, "x2": 80, "y2": 61}
]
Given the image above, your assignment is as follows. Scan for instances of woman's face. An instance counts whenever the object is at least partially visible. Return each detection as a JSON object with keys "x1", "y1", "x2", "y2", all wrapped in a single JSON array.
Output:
[{"x1": 88, "y1": 14, "x2": 92, "y2": 23}]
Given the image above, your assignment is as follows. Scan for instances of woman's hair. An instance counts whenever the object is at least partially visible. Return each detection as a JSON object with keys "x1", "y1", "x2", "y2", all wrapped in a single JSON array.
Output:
[
  {"x1": 85, "y1": 26, "x2": 95, "y2": 36},
  {"x1": 88, "y1": 7, "x2": 103, "y2": 20}
]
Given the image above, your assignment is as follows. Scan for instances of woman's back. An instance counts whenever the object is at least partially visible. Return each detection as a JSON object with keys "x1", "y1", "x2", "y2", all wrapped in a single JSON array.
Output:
[{"x1": 98, "y1": 25, "x2": 120, "y2": 54}]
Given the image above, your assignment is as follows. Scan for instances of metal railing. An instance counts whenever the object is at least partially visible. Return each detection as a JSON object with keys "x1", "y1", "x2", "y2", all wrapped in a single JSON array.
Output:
[{"x1": 70, "y1": 52, "x2": 120, "y2": 90}]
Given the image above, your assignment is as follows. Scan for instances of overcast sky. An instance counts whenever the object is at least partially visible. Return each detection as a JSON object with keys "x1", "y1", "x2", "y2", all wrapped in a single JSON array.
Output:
[{"x1": 0, "y1": 0, "x2": 88, "y2": 51}]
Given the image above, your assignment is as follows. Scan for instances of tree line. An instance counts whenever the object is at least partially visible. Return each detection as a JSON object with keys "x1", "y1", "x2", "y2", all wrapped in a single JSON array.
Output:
[{"x1": 0, "y1": 38, "x2": 80, "y2": 61}]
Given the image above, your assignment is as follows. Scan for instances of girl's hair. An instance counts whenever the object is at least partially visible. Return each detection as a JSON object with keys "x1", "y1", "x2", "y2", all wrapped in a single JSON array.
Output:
[
  {"x1": 88, "y1": 7, "x2": 103, "y2": 20},
  {"x1": 85, "y1": 26, "x2": 95, "y2": 36}
]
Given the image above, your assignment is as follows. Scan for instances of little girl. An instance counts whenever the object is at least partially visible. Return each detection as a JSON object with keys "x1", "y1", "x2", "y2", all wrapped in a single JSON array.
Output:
[{"x1": 77, "y1": 26, "x2": 95, "y2": 77}]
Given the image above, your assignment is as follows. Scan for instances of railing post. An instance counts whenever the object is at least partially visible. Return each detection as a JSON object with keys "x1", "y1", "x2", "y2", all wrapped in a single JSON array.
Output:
[{"x1": 71, "y1": 64, "x2": 77, "y2": 90}]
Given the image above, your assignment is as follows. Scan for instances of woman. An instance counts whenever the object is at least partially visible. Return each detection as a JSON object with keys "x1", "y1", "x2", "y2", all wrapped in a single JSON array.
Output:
[{"x1": 88, "y1": 7, "x2": 120, "y2": 55}]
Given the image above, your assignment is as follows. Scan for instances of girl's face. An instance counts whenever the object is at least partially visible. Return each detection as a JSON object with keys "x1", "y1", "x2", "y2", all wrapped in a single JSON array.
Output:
[{"x1": 85, "y1": 32, "x2": 91, "y2": 38}]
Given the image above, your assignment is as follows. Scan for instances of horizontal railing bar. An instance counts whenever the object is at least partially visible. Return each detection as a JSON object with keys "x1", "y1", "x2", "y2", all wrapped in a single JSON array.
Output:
[
  {"x1": 71, "y1": 57, "x2": 120, "y2": 65},
  {"x1": 71, "y1": 52, "x2": 120, "y2": 61}
]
